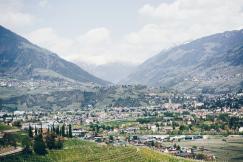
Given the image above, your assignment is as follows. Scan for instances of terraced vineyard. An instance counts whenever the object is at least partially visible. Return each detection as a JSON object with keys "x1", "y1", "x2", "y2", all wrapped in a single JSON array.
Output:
[{"x1": 1, "y1": 140, "x2": 196, "y2": 162}]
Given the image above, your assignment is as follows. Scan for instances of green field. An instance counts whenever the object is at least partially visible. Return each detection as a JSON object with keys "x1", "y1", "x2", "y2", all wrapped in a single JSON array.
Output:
[
  {"x1": 101, "y1": 119, "x2": 137, "y2": 128},
  {"x1": 1, "y1": 139, "x2": 195, "y2": 162},
  {"x1": 0, "y1": 123, "x2": 14, "y2": 131},
  {"x1": 163, "y1": 135, "x2": 243, "y2": 162}
]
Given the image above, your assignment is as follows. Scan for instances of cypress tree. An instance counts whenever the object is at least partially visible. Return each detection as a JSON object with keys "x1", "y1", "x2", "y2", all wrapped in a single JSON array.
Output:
[
  {"x1": 28, "y1": 124, "x2": 33, "y2": 138},
  {"x1": 68, "y1": 124, "x2": 72, "y2": 138},
  {"x1": 61, "y1": 124, "x2": 65, "y2": 137},
  {"x1": 33, "y1": 134, "x2": 47, "y2": 155},
  {"x1": 40, "y1": 123, "x2": 43, "y2": 134},
  {"x1": 56, "y1": 125, "x2": 60, "y2": 135},
  {"x1": 52, "y1": 123, "x2": 55, "y2": 133},
  {"x1": 22, "y1": 136, "x2": 32, "y2": 154},
  {"x1": 35, "y1": 125, "x2": 38, "y2": 136}
]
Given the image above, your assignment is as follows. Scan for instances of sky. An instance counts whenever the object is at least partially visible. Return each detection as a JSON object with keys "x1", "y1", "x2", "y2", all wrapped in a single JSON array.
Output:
[{"x1": 1, "y1": 0, "x2": 243, "y2": 65}]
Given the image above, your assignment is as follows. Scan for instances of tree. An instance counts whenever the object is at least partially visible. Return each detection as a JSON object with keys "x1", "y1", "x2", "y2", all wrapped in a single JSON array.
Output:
[
  {"x1": 127, "y1": 135, "x2": 131, "y2": 142},
  {"x1": 196, "y1": 153, "x2": 207, "y2": 160},
  {"x1": 155, "y1": 122, "x2": 160, "y2": 131},
  {"x1": 68, "y1": 124, "x2": 72, "y2": 138},
  {"x1": 109, "y1": 135, "x2": 114, "y2": 143},
  {"x1": 179, "y1": 125, "x2": 187, "y2": 131},
  {"x1": 172, "y1": 121, "x2": 176, "y2": 130},
  {"x1": 61, "y1": 124, "x2": 65, "y2": 137},
  {"x1": 33, "y1": 134, "x2": 47, "y2": 155},
  {"x1": 173, "y1": 143, "x2": 177, "y2": 148},
  {"x1": 40, "y1": 123, "x2": 43, "y2": 134},
  {"x1": 28, "y1": 124, "x2": 33, "y2": 138},
  {"x1": 151, "y1": 140, "x2": 155, "y2": 147},
  {"x1": 52, "y1": 123, "x2": 55, "y2": 133},
  {"x1": 56, "y1": 137, "x2": 64, "y2": 149},
  {"x1": 176, "y1": 145, "x2": 181, "y2": 150},
  {"x1": 35, "y1": 126, "x2": 38, "y2": 136},
  {"x1": 13, "y1": 120, "x2": 22, "y2": 128},
  {"x1": 218, "y1": 113, "x2": 229, "y2": 122},
  {"x1": 46, "y1": 133, "x2": 56, "y2": 150},
  {"x1": 22, "y1": 136, "x2": 32, "y2": 154},
  {"x1": 55, "y1": 125, "x2": 60, "y2": 135}
]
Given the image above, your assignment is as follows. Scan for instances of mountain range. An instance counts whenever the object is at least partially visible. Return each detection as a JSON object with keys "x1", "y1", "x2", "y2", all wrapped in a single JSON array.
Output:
[
  {"x1": 123, "y1": 29, "x2": 243, "y2": 92},
  {"x1": 1, "y1": 25, "x2": 243, "y2": 92},
  {"x1": 0, "y1": 25, "x2": 109, "y2": 86}
]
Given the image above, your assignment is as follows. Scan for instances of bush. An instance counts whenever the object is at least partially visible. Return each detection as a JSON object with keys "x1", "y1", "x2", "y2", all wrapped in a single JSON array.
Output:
[
  {"x1": 3, "y1": 133, "x2": 17, "y2": 147},
  {"x1": 196, "y1": 153, "x2": 207, "y2": 160}
]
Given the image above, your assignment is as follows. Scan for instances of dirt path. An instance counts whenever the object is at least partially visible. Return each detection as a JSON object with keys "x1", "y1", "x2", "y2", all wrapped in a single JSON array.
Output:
[{"x1": 0, "y1": 147, "x2": 23, "y2": 157}]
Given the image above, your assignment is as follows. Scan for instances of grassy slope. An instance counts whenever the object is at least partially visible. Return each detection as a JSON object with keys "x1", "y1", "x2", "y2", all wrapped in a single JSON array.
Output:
[
  {"x1": 1, "y1": 139, "x2": 196, "y2": 162},
  {"x1": 0, "y1": 123, "x2": 14, "y2": 131}
]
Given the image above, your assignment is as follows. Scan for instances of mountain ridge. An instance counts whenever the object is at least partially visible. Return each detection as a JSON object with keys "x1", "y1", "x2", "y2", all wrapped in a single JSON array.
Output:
[
  {"x1": 123, "y1": 29, "x2": 243, "y2": 92},
  {"x1": 0, "y1": 25, "x2": 110, "y2": 86}
]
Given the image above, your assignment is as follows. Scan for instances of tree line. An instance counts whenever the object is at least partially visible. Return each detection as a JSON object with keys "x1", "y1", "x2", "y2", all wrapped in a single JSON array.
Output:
[{"x1": 27, "y1": 123, "x2": 73, "y2": 155}]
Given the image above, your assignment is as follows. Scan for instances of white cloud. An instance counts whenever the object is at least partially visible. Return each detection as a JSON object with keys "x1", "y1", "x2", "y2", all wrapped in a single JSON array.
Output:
[
  {"x1": 26, "y1": 27, "x2": 114, "y2": 65},
  {"x1": 22, "y1": 0, "x2": 243, "y2": 66},
  {"x1": 138, "y1": 0, "x2": 243, "y2": 40},
  {"x1": 26, "y1": 27, "x2": 76, "y2": 61},
  {"x1": 39, "y1": 0, "x2": 48, "y2": 7},
  {"x1": 0, "y1": 1, "x2": 35, "y2": 30},
  {"x1": 26, "y1": 27, "x2": 73, "y2": 54},
  {"x1": 128, "y1": 0, "x2": 243, "y2": 61},
  {"x1": 78, "y1": 28, "x2": 111, "y2": 46},
  {"x1": 77, "y1": 28, "x2": 114, "y2": 64}
]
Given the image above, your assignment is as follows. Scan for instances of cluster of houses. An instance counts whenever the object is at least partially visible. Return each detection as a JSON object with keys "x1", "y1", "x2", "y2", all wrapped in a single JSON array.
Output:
[
  {"x1": 0, "y1": 78, "x2": 86, "y2": 90},
  {"x1": 0, "y1": 89, "x2": 243, "y2": 161},
  {"x1": 1, "y1": 101, "x2": 243, "y2": 135}
]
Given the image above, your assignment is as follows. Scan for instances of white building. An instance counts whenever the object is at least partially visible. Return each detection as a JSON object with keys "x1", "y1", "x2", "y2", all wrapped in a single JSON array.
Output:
[{"x1": 239, "y1": 127, "x2": 243, "y2": 132}]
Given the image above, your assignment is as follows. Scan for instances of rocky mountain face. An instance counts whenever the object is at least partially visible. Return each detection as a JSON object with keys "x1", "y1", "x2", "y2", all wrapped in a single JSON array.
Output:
[
  {"x1": 124, "y1": 29, "x2": 243, "y2": 92},
  {"x1": 0, "y1": 26, "x2": 109, "y2": 86}
]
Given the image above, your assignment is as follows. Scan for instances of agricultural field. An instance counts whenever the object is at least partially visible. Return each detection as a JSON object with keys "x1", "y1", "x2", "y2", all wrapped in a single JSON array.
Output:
[
  {"x1": 101, "y1": 119, "x2": 138, "y2": 128},
  {"x1": 1, "y1": 139, "x2": 196, "y2": 162},
  {"x1": 163, "y1": 135, "x2": 243, "y2": 162}
]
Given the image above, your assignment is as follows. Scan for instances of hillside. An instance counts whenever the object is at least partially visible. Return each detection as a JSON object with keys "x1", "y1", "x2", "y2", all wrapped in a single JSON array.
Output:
[
  {"x1": 1, "y1": 139, "x2": 196, "y2": 162},
  {"x1": 124, "y1": 29, "x2": 243, "y2": 92},
  {"x1": 0, "y1": 85, "x2": 151, "y2": 111},
  {"x1": 0, "y1": 26, "x2": 109, "y2": 86}
]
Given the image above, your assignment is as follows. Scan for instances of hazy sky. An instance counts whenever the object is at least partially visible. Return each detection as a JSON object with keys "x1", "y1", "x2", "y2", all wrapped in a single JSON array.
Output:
[{"x1": 1, "y1": 0, "x2": 243, "y2": 65}]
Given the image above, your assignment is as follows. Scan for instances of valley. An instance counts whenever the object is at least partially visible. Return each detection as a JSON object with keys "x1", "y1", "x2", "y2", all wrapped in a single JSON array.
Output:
[
  {"x1": 1, "y1": 8, "x2": 243, "y2": 162},
  {"x1": 0, "y1": 83, "x2": 243, "y2": 161}
]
